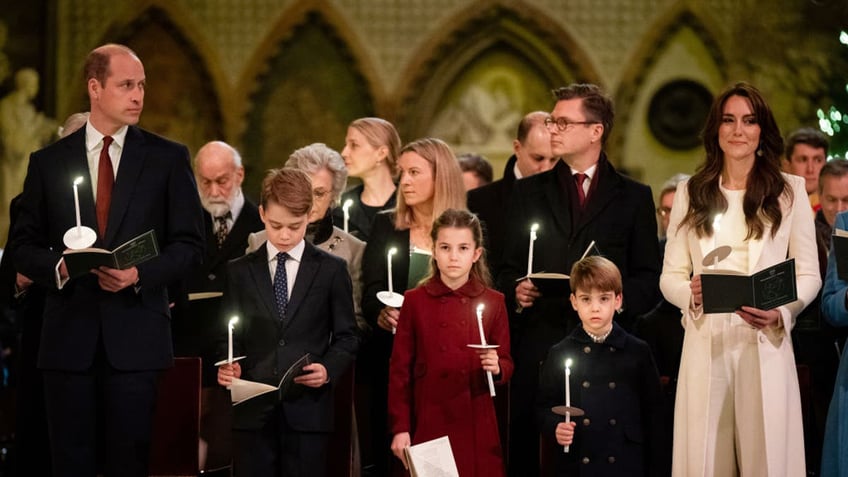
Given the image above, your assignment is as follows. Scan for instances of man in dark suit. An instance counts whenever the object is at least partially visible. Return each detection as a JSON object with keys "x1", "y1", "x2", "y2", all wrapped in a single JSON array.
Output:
[
  {"x1": 498, "y1": 84, "x2": 661, "y2": 477},
  {"x1": 8, "y1": 44, "x2": 204, "y2": 477},
  {"x1": 468, "y1": 110, "x2": 556, "y2": 277},
  {"x1": 170, "y1": 140, "x2": 264, "y2": 472},
  {"x1": 217, "y1": 168, "x2": 359, "y2": 477}
]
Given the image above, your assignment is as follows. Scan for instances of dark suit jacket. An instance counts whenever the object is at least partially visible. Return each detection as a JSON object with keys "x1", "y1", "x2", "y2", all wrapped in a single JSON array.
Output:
[
  {"x1": 9, "y1": 125, "x2": 205, "y2": 372},
  {"x1": 467, "y1": 155, "x2": 518, "y2": 278},
  {"x1": 224, "y1": 241, "x2": 360, "y2": 431},
  {"x1": 537, "y1": 324, "x2": 665, "y2": 477},
  {"x1": 498, "y1": 156, "x2": 660, "y2": 377},
  {"x1": 172, "y1": 201, "x2": 263, "y2": 363}
]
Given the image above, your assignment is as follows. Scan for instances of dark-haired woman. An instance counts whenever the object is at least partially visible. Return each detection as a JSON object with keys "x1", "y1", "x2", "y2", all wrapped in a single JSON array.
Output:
[{"x1": 660, "y1": 83, "x2": 820, "y2": 476}]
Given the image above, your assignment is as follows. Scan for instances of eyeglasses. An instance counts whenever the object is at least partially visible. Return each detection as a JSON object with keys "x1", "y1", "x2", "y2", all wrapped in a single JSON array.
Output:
[
  {"x1": 656, "y1": 206, "x2": 671, "y2": 217},
  {"x1": 544, "y1": 116, "x2": 599, "y2": 132}
]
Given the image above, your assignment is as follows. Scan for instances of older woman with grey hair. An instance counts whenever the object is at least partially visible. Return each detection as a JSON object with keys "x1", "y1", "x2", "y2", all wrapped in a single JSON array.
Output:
[{"x1": 248, "y1": 143, "x2": 366, "y2": 331}]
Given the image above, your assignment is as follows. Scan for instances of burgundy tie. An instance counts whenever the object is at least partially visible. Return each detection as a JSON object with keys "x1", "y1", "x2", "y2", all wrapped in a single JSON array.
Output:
[
  {"x1": 575, "y1": 173, "x2": 587, "y2": 207},
  {"x1": 96, "y1": 136, "x2": 114, "y2": 237}
]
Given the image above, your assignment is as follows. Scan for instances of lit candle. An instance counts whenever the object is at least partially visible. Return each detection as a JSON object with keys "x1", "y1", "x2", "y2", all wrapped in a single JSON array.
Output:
[
  {"x1": 342, "y1": 199, "x2": 353, "y2": 234},
  {"x1": 228, "y1": 315, "x2": 239, "y2": 364},
  {"x1": 527, "y1": 223, "x2": 539, "y2": 277},
  {"x1": 564, "y1": 358, "x2": 573, "y2": 453},
  {"x1": 477, "y1": 304, "x2": 496, "y2": 397},
  {"x1": 387, "y1": 247, "x2": 397, "y2": 293},
  {"x1": 711, "y1": 213, "x2": 723, "y2": 268},
  {"x1": 73, "y1": 176, "x2": 84, "y2": 234}
]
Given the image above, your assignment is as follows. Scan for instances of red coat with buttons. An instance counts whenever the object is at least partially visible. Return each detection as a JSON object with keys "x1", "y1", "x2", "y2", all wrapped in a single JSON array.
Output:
[{"x1": 388, "y1": 275, "x2": 514, "y2": 476}]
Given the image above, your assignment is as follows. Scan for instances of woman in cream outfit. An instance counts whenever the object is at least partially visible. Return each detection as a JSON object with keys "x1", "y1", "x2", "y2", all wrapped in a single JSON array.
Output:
[{"x1": 660, "y1": 83, "x2": 820, "y2": 477}]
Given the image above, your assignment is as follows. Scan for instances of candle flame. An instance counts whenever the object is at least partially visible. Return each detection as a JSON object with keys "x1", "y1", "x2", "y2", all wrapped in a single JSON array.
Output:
[
  {"x1": 73, "y1": 176, "x2": 84, "y2": 186},
  {"x1": 343, "y1": 199, "x2": 353, "y2": 212},
  {"x1": 712, "y1": 213, "x2": 723, "y2": 232},
  {"x1": 476, "y1": 303, "x2": 484, "y2": 318},
  {"x1": 228, "y1": 315, "x2": 239, "y2": 329},
  {"x1": 531, "y1": 223, "x2": 539, "y2": 233},
  {"x1": 388, "y1": 247, "x2": 397, "y2": 258},
  {"x1": 565, "y1": 358, "x2": 573, "y2": 368}
]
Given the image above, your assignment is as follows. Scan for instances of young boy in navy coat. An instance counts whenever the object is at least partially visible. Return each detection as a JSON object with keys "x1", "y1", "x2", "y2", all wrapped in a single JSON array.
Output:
[
  {"x1": 217, "y1": 168, "x2": 360, "y2": 477},
  {"x1": 536, "y1": 256, "x2": 665, "y2": 476}
]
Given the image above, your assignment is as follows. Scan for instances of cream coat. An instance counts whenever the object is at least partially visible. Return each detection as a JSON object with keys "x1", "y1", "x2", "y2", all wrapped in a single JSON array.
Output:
[{"x1": 660, "y1": 174, "x2": 820, "y2": 477}]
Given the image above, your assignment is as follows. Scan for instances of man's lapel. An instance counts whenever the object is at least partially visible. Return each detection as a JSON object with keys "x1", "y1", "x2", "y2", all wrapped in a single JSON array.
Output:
[
  {"x1": 246, "y1": 248, "x2": 278, "y2": 320},
  {"x1": 282, "y1": 243, "x2": 320, "y2": 331}
]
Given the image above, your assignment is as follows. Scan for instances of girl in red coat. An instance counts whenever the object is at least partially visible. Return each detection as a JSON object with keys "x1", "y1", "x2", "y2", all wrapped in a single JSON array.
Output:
[{"x1": 388, "y1": 208, "x2": 514, "y2": 476}]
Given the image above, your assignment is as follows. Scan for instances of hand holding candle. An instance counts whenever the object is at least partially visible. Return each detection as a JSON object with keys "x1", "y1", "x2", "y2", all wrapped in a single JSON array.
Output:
[
  {"x1": 476, "y1": 304, "x2": 496, "y2": 397},
  {"x1": 342, "y1": 199, "x2": 353, "y2": 234},
  {"x1": 228, "y1": 315, "x2": 239, "y2": 364}
]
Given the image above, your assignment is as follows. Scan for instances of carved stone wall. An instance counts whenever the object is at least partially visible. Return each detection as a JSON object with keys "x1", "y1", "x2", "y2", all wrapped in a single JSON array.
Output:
[{"x1": 30, "y1": 0, "x2": 848, "y2": 199}]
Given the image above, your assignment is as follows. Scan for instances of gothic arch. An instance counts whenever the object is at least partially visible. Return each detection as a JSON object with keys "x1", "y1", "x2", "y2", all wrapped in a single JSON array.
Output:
[
  {"x1": 394, "y1": 0, "x2": 603, "y2": 139},
  {"x1": 234, "y1": 0, "x2": 383, "y2": 144},
  {"x1": 612, "y1": 3, "x2": 728, "y2": 155},
  {"x1": 67, "y1": 4, "x2": 225, "y2": 155}
]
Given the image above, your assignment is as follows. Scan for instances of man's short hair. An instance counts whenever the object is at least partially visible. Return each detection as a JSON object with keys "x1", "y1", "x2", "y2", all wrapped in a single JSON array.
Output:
[
  {"x1": 570, "y1": 255, "x2": 623, "y2": 295},
  {"x1": 457, "y1": 153, "x2": 493, "y2": 185},
  {"x1": 785, "y1": 127, "x2": 829, "y2": 160},
  {"x1": 83, "y1": 44, "x2": 139, "y2": 85},
  {"x1": 516, "y1": 111, "x2": 548, "y2": 144},
  {"x1": 552, "y1": 84, "x2": 614, "y2": 144},
  {"x1": 659, "y1": 173, "x2": 691, "y2": 200},
  {"x1": 819, "y1": 158, "x2": 848, "y2": 193},
  {"x1": 260, "y1": 168, "x2": 313, "y2": 215}
]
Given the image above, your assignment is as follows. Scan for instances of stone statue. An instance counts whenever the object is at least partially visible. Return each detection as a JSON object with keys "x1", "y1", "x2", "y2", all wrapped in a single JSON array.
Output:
[{"x1": 0, "y1": 68, "x2": 57, "y2": 243}]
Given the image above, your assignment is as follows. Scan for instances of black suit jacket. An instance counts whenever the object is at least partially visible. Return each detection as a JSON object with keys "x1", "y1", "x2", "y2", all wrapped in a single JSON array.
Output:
[
  {"x1": 498, "y1": 156, "x2": 660, "y2": 366},
  {"x1": 224, "y1": 241, "x2": 360, "y2": 431},
  {"x1": 172, "y1": 201, "x2": 264, "y2": 361},
  {"x1": 9, "y1": 125, "x2": 205, "y2": 371},
  {"x1": 467, "y1": 154, "x2": 518, "y2": 277}
]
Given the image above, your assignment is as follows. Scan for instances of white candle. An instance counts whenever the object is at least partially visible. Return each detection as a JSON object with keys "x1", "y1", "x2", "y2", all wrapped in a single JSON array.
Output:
[
  {"x1": 228, "y1": 315, "x2": 239, "y2": 364},
  {"x1": 73, "y1": 176, "x2": 84, "y2": 234},
  {"x1": 476, "y1": 304, "x2": 487, "y2": 345},
  {"x1": 712, "y1": 213, "x2": 723, "y2": 268},
  {"x1": 564, "y1": 358, "x2": 573, "y2": 453},
  {"x1": 342, "y1": 199, "x2": 353, "y2": 234},
  {"x1": 527, "y1": 223, "x2": 539, "y2": 277},
  {"x1": 387, "y1": 247, "x2": 397, "y2": 293},
  {"x1": 476, "y1": 304, "x2": 496, "y2": 397}
]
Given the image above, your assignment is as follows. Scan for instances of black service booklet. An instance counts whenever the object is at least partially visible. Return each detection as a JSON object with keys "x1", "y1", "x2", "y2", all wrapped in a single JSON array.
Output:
[
  {"x1": 701, "y1": 258, "x2": 797, "y2": 313},
  {"x1": 62, "y1": 229, "x2": 159, "y2": 279}
]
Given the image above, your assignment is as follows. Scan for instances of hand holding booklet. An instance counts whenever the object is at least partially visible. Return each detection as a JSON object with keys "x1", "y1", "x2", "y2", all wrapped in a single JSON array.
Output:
[
  {"x1": 62, "y1": 229, "x2": 159, "y2": 279},
  {"x1": 832, "y1": 228, "x2": 848, "y2": 281},
  {"x1": 403, "y1": 436, "x2": 459, "y2": 477},
  {"x1": 228, "y1": 353, "x2": 313, "y2": 404},
  {"x1": 701, "y1": 258, "x2": 797, "y2": 313}
]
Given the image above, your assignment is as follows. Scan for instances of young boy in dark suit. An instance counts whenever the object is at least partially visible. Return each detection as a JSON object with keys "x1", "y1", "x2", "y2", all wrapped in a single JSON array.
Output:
[
  {"x1": 536, "y1": 256, "x2": 665, "y2": 477},
  {"x1": 217, "y1": 168, "x2": 360, "y2": 477}
]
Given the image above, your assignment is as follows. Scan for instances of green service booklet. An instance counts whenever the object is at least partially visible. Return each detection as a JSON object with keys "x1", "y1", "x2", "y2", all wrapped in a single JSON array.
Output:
[
  {"x1": 701, "y1": 258, "x2": 797, "y2": 313},
  {"x1": 63, "y1": 229, "x2": 159, "y2": 279}
]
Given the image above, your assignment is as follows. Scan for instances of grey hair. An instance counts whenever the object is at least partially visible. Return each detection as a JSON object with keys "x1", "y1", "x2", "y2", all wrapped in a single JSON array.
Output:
[{"x1": 285, "y1": 143, "x2": 348, "y2": 206}]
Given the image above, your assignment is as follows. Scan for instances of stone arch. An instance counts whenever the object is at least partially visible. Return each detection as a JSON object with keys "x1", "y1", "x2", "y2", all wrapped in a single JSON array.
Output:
[
  {"x1": 234, "y1": 0, "x2": 383, "y2": 144},
  {"x1": 394, "y1": 0, "x2": 603, "y2": 144},
  {"x1": 237, "y1": 4, "x2": 377, "y2": 198},
  {"x1": 612, "y1": 4, "x2": 728, "y2": 160},
  {"x1": 74, "y1": 3, "x2": 225, "y2": 155}
]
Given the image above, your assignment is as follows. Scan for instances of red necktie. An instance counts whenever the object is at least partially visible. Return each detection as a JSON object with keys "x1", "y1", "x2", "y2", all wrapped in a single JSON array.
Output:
[
  {"x1": 575, "y1": 173, "x2": 587, "y2": 207},
  {"x1": 96, "y1": 136, "x2": 114, "y2": 237}
]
